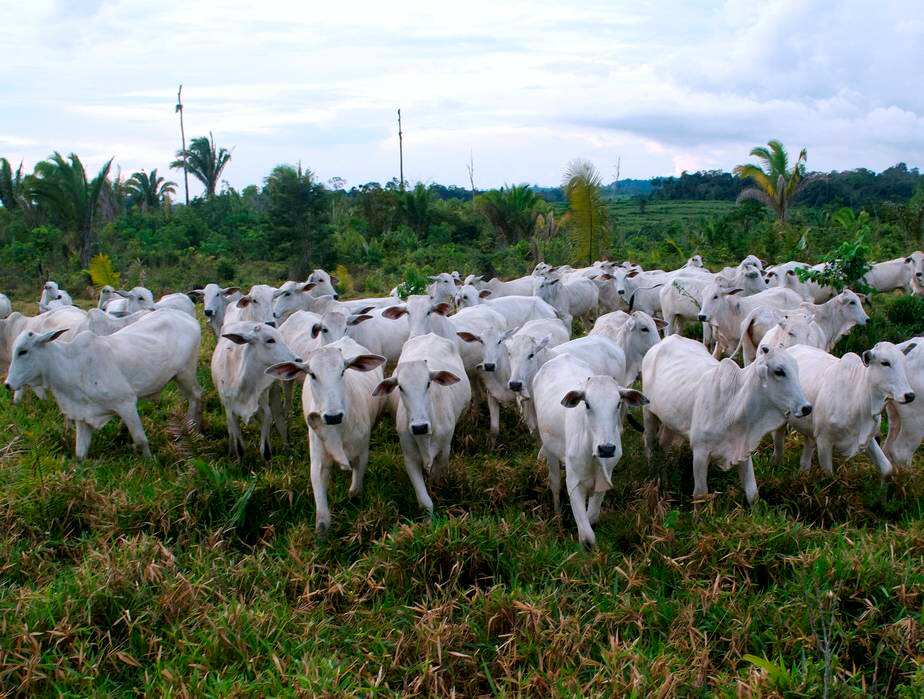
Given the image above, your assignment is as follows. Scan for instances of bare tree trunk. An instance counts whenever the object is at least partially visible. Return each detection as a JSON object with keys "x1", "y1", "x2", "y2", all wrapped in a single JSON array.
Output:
[{"x1": 177, "y1": 85, "x2": 190, "y2": 206}]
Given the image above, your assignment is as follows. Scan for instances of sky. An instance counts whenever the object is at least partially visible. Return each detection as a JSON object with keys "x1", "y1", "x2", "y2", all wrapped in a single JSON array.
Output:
[{"x1": 2, "y1": 0, "x2": 922, "y2": 196}]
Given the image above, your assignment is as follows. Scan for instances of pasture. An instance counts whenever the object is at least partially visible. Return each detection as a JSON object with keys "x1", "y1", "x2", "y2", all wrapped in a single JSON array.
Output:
[{"x1": 1, "y1": 291, "x2": 924, "y2": 696}]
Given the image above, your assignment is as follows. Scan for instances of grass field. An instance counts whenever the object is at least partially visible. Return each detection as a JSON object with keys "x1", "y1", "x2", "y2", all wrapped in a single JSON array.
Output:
[
  {"x1": 608, "y1": 199, "x2": 737, "y2": 239},
  {"x1": 2, "y1": 294, "x2": 924, "y2": 696}
]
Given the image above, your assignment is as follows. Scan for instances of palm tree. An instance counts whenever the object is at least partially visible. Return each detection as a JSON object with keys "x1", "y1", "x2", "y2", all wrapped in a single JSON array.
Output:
[
  {"x1": 0, "y1": 157, "x2": 27, "y2": 210},
  {"x1": 29, "y1": 152, "x2": 114, "y2": 266},
  {"x1": 476, "y1": 184, "x2": 540, "y2": 244},
  {"x1": 562, "y1": 159, "x2": 609, "y2": 265},
  {"x1": 401, "y1": 183, "x2": 433, "y2": 236},
  {"x1": 126, "y1": 169, "x2": 177, "y2": 211},
  {"x1": 733, "y1": 140, "x2": 809, "y2": 221},
  {"x1": 171, "y1": 132, "x2": 232, "y2": 198}
]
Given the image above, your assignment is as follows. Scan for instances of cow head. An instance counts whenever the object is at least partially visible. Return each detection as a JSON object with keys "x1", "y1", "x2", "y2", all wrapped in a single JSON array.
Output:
[
  {"x1": 506, "y1": 333, "x2": 553, "y2": 397},
  {"x1": 861, "y1": 342, "x2": 917, "y2": 405},
  {"x1": 753, "y1": 345, "x2": 812, "y2": 418},
  {"x1": 373, "y1": 359, "x2": 460, "y2": 437},
  {"x1": 5, "y1": 327, "x2": 70, "y2": 391}
]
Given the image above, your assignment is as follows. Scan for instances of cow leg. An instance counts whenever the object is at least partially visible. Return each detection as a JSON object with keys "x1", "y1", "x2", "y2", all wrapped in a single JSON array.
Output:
[
  {"x1": 118, "y1": 403, "x2": 151, "y2": 458},
  {"x1": 268, "y1": 383, "x2": 287, "y2": 444},
  {"x1": 75, "y1": 420, "x2": 93, "y2": 460},
  {"x1": 816, "y1": 436, "x2": 834, "y2": 474},
  {"x1": 772, "y1": 427, "x2": 786, "y2": 467},
  {"x1": 399, "y1": 431, "x2": 433, "y2": 516},
  {"x1": 566, "y1": 472, "x2": 595, "y2": 547},
  {"x1": 175, "y1": 363, "x2": 203, "y2": 430},
  {"x1": 349, "y1": 447, "x2": 369, "y2": 498},
  {"x1": 702, "y1": 323, "x2": 713, "y2": 350},
  {"x1": 310, "y1": 447, "x2": 332, "y2": 535},
  {"x1": 541, "y1": 447, "x2": 561, "y2": 514},
  {"x1": 226, "y1": 412, "x2": 245, "y2": 460},
  {"x1": 691, "y1": 448, "x2": 710, "y2": 501},
  {"x1": 799, "y1": 435, "x2": 816, "y2": 471},
  {"x1": 867, "y1": 439, "x2": 893, "y2": 478},
  {"x1": 486, "y1": 391, "x2": 500, "y2": 436},
  {"x1": 519, "y1": 398, "x2": 538, "y2": 434},
  {"x1": 283, "y1": 379, "x2": 295, "y2": 416},
  {"x1": 643, "y1": 407, "x2": 660, "y2": 463},
  {"x1": 737, "y1": 456, "x2": 758, "y2": 504},
  {"x1": 587, "y1": 491, "x2": 604, "y2": 524},
  {"x1": 259, "y1": 394, "x2": 273, "y2": 461}
]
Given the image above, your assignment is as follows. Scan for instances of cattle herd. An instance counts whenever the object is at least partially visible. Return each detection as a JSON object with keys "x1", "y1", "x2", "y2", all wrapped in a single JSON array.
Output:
[{"x1": 2, "y1": 253, "x2": 924, "y2": 546}]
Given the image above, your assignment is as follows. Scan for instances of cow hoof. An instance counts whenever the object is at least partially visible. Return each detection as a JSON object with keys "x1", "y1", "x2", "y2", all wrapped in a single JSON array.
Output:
[
  {"x1": 315, "y1": 521, "x2": 330, "y2": 539},
  {"x1": 261, "y1": 442, "x2": 272, "y2": 461}
]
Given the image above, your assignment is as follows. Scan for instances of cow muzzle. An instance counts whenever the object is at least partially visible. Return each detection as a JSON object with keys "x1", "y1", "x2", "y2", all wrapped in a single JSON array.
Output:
[
  {"x1": 697, "y1": 314, "x2": 708, "y2": 322},
  {"x1": 411, "y1": 422, "x2": 430, "y2": 436},
  {"x1": 796, "y1": 404, "x2": 813, "y2": 417},
  {"x1": 508, "y1": 380, "x2": 522, "y2": 393},
  {"x1": 204, "y1": 309, "x2": 214, "y2": 317},
  {"x1": 902, "y1": 392, "x2": 916, "y2": 404},
  {"x1": 596, "y1": 443, "x2": 617, "y2": 458},
  {"x1": 323, "y1": 412, "x2": 344, "y2": 425},
  {"x1": 482, "y1": 363, "x2": 495, "y2": 373}
]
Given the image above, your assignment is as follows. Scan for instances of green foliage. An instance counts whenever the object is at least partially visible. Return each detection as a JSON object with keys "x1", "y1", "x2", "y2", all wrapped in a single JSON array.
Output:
[
  {"x1": 171, "y1": 133, "x2": 232, "y2": 198},
  {"x1": 563, "y1": 159, "x2": 609, "y2": 265},
  {"x1": 125, "y1": 169, "x2": 176, "y2": 211},
  {"x1": 394, "y1": 267, "x2": 428, "y2": 299},
  {"x1": 476, "y1": 184, "x2": 540, "y2": 245},
  {"x1": 797, "y1": 210, "x2": 874, "y2": 293},
  {"x1": 84, "y1": 253, "x2": 121, "y2": 288},
  {"x1": 734, "y1": 140, "x2": 809, "y2": 221}
]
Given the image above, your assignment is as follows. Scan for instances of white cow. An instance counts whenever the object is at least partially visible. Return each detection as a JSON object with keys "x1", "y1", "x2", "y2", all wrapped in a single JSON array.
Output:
[
  {"x1": 105, "y1": 286, "x2": 155, "y2": 316},
  {"x1": 781, "y1": 343, "x2": 915, "y2": 477},
  {"x1": 862, "y1": 253, "x2": 924, "y2": 295},
  {"x1": 884, "y1": 338, "x2": 924, "y2": 469},
  {"x1": 211, "y1": 321, "x2": 300, "y2": 460},
  {"x1": 454, "y1": 285, "x2": 559, "y2": 327},
  {"x1": 739, "y1": 290, "x2": 868, "y2": 362},
  {"x1": 307, "y1": 269, "x2": 339, "y2": 298},
  {"x1": 39, "y1": 281, "x2": 73, "y2": 312},
  {"x1": 532, "y1": 274, "x2": 599, "y2": 329},
  {"x1": 765, "y1": 261, "x2": 836, "y2": 303},
  {"x1": 642, "y1": 335, "x2": 812, "y2": 503},
  {"x1": 189, "y1": 284, "x2": 242, "y2": 337},
  {"x1": 156, "y1": 293, "x2": 196, "y2": 317},
  {"x1": 4, "y1": 310, "x2": 202, "y2": 459},
  {"x1": 698, "y1": 284, "x2": 804, "y2": 357},
  {"x1": 427, "y1": 273, "x2": 458, "y2": 305},
  {"x1": 82, "y1": 308, "x2": 153, "y2": 336},
  {"x1": 534, "y1": 353, "x2": 648, "y2": 546},
  {"x1": 738, "y1": 310, "x2": 826, "y2": 365},
  {"x1": 266, "y1": 337, "x2": 386, "y2": 534},
  {"x1": 373, "y1": 333, "x2": 471, "y2": 516},
  {"x1": 98, "y1": 285, "x2": 117, "y2": 310},
  {"x1": 482, "y1": 275, "x2": 535, "y2": 298},
  {"x1": 223, "y1": 284, "x2": 277, "y2": 327},
  {"x1": 382, "y1": 295, "x2": 507, "y2": 373},
  {"x1": 660, "y1": 264, "x2": 764, "y2": 336}
]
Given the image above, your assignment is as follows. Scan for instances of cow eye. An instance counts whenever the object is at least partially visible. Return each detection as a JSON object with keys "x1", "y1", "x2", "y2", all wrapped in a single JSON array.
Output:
[
  {"x1": 713, "y1": 295, "x2": 718, "y2": 300},
  {"x1": 322, "y1": 328, "x2": 328, "y2": 334},
  {"x1": 882, "y1": 360, "x2": 891, "y2": 367},
  {"x1": 774, "y1": 368, "x2": 786, "y2": 377},
  {"x1": 641, "y1": 327, "x2": 649, "y2": 333},
  {"x1": 16, "y1": 349, "x2": 27, "y2": 357},
  {"x1": 266, "y1": 338, "x2": 276, "y2": 344},
  {"x1": 308, "y1": 371, "x2": 316, "y2": 380},
  {"x1": 849, "y1": 301, "x2": 856, "y2": 305},
  {"x1": 527, "y1": 353, "x2": 534, "y2": 359}
]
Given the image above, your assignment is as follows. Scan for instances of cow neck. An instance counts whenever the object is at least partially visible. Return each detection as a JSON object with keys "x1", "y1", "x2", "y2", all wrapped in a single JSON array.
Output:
[{"x1": 726, "y1": 361, "x2": 787, "y2": 452}]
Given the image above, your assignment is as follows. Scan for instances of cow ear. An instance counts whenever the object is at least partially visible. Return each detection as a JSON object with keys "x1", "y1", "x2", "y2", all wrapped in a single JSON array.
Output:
[
  {"x1": 479, "y1": 289, "x2": 492, "y2": 299},
  {"x1": 548, "y1": 278, "x2": 560, "y2": 286},
  {"x1": 347, "y1": 354, "x2": 386, "y2": 372},
  {"x1": 428, "y1": 275, "x2": 439, "y2": 282},
  {"x1": 306, "y1": 411, "x2": 323, "y2": 430},
  {"x1": 188, "y1": 289, "x2": 205, "y2": 299},
  {"x1": 902, "y1": 342, "x2": 917, "y2": 355},
  {"x1": 432, "y1": 303, "x2": 451, "y2": 316},
  {"x1": 355, "y1": 305, "x2": 376, "y2": 315},
  {"x1": 301, "y1": 282, "x2": 317, "y2": 293},
  {"x1": 265, "y1": 361, "x2": 306, "y2": 380},
  {"x1": 652, "y1": 317, "x2": 668, "y2": 330},
  {"x1": 725, "y1": 288, "x2": 744, "y2": 296},
  {"x1": 456, "y1": 331, "x2": 482, "y2": 344},
  {"x1": 382, "y1": 305, "x2": 408, "y2": 320},
  {"x1": 271, "y1": 288, "x2": 286, "y2": 299},
  {"x1": 862, "y1": 350, "x2": 872, "y2": 366},
  {"x1": 430, "y1": 370, "x2": 461, "y2": 386},
  {"x1": 222, "y1": 286, "x2": 241, "y2": 296},
  {"x1": 561, "y1": 390, "x2": 585, "y2": 408},
  {"x1": 499, "y1": 328, "x2": 516, "y2": 342},
  {"x1": 115, "y1": 289, "x2": 131, "y2": 298},
  {"x1": 222, "y1": 332, "x2": 252, "y2": 345},
  {"x1": 329, "y1": 275, "x2": 339, "y2": 286},
  {"x1": 311, "y1": 323, "x2": 323, "y2": 338},
  {"x1": 535, "y1": 335, "x2": 552, "y2": 353},
  {"x1": 237, "y1": 296, "x2": 254, "y2": 308},
  {"x1": 372, "y1": 377, "x2": 398, "y2": 396},
  {"x1": 348, "y1": 314, "x2": 373, "y2": 326},
  {"x1": 37, "y1": 327, "x2": 69, "y2": 344},
  {"x1": 626, "y1": 270, "x2": 639, "y2": 278},
  {"x1": 619, "y1": 388, "x2": 649, "y2": 407}
]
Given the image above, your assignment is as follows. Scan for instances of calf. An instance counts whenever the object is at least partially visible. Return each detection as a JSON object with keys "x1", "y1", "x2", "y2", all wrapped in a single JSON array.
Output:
[
  {"x1": 454, "y1": 285, "x2": 558, "y2": 328},
  {"x1": 862, "y1": 253, "x2": 924, "y2": 295},
  {"x1": 533, "y1": 353, "x2": 647, "y2": 546},
  {"x1": 4, "y1": 310, "x2": 202, "y2": 459},
  {"x1": 783, "y1": 342, "x2": 915, "y2": 476},
  {"x1": 642, "y1": 335, "x2": 811, "y2": 503},
  {"x1": 373, "y1": 333, "x2": 471, "y2": 516},
  {"x1": 884, "y1": 339, "x2": 924, "y2": 468},
  {"x1": 189, "y1": 284, "x2": 242, "y2": 337},
  {"x1": 267, "y1": 338, "x2": 386, "y2": 533},
  {"x1": 211, "y1": 321, "x2": 300, "y2": 460}
]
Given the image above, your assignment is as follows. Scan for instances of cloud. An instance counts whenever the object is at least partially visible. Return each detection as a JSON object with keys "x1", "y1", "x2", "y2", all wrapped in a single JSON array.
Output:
[{"x1": 0, "y1": 0, "x2": 921, "y2": 190}]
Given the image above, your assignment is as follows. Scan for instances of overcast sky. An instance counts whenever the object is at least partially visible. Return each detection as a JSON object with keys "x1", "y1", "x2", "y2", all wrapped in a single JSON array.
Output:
[{"x1": 2, "y1": 0, "x2": 922, "y2": 195}]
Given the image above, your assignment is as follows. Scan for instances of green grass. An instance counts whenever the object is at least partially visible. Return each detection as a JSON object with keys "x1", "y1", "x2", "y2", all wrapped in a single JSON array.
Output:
[
  {"x1": 607, "y1": 199, "x2": 736, "y2": 239},
  {"x1": 1, "y1": 295, "x2": 924, "y2": 695}
]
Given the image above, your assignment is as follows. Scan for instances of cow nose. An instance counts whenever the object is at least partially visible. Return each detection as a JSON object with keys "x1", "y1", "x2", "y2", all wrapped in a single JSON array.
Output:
[
  {"x1": 204, "y1": 309, "x2": 214, "y2": 317},
  {"x1": 904, "y1": 392, "x2": 916, "y2": 404},
  {"x1": 799, "y1": 404, "x2": 813, "y2": 417},
  {"x1": 508, "y1": 381, "x2": 522, "y2": 393},
  {"x1": 323, "y1": 412, "x2": 344, "y2": 425},
  {"x1": 293, "y1": 357, "x2": 304, "y2": 363},
  {"x1": 265, "y1": 320, "x2": 276, "y2": 328},
  {"x1": 411, "y1": 422, "x2": 430, "y2": 436},
  {"x1": 3, "y1": 383, "x2": 11, "y2": 393},
  {"x1": 596, "y1": 444, "x2": 617, "y2": 458},
  {"x1": 698, "y1": 314, "x2": 707, "y2": 322},
  {"x1": 333, "y1": 294, "x2": 340, "y2": 300},
  {"x1": 917, "y1": 272, "x2": 922, "y2": 278},
  {"x1": 483, "y1": 363, "x2": 495, "y2": 372},
  {"x1": 617, "y1": 289, "x2": 625, "y2": 295}
]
